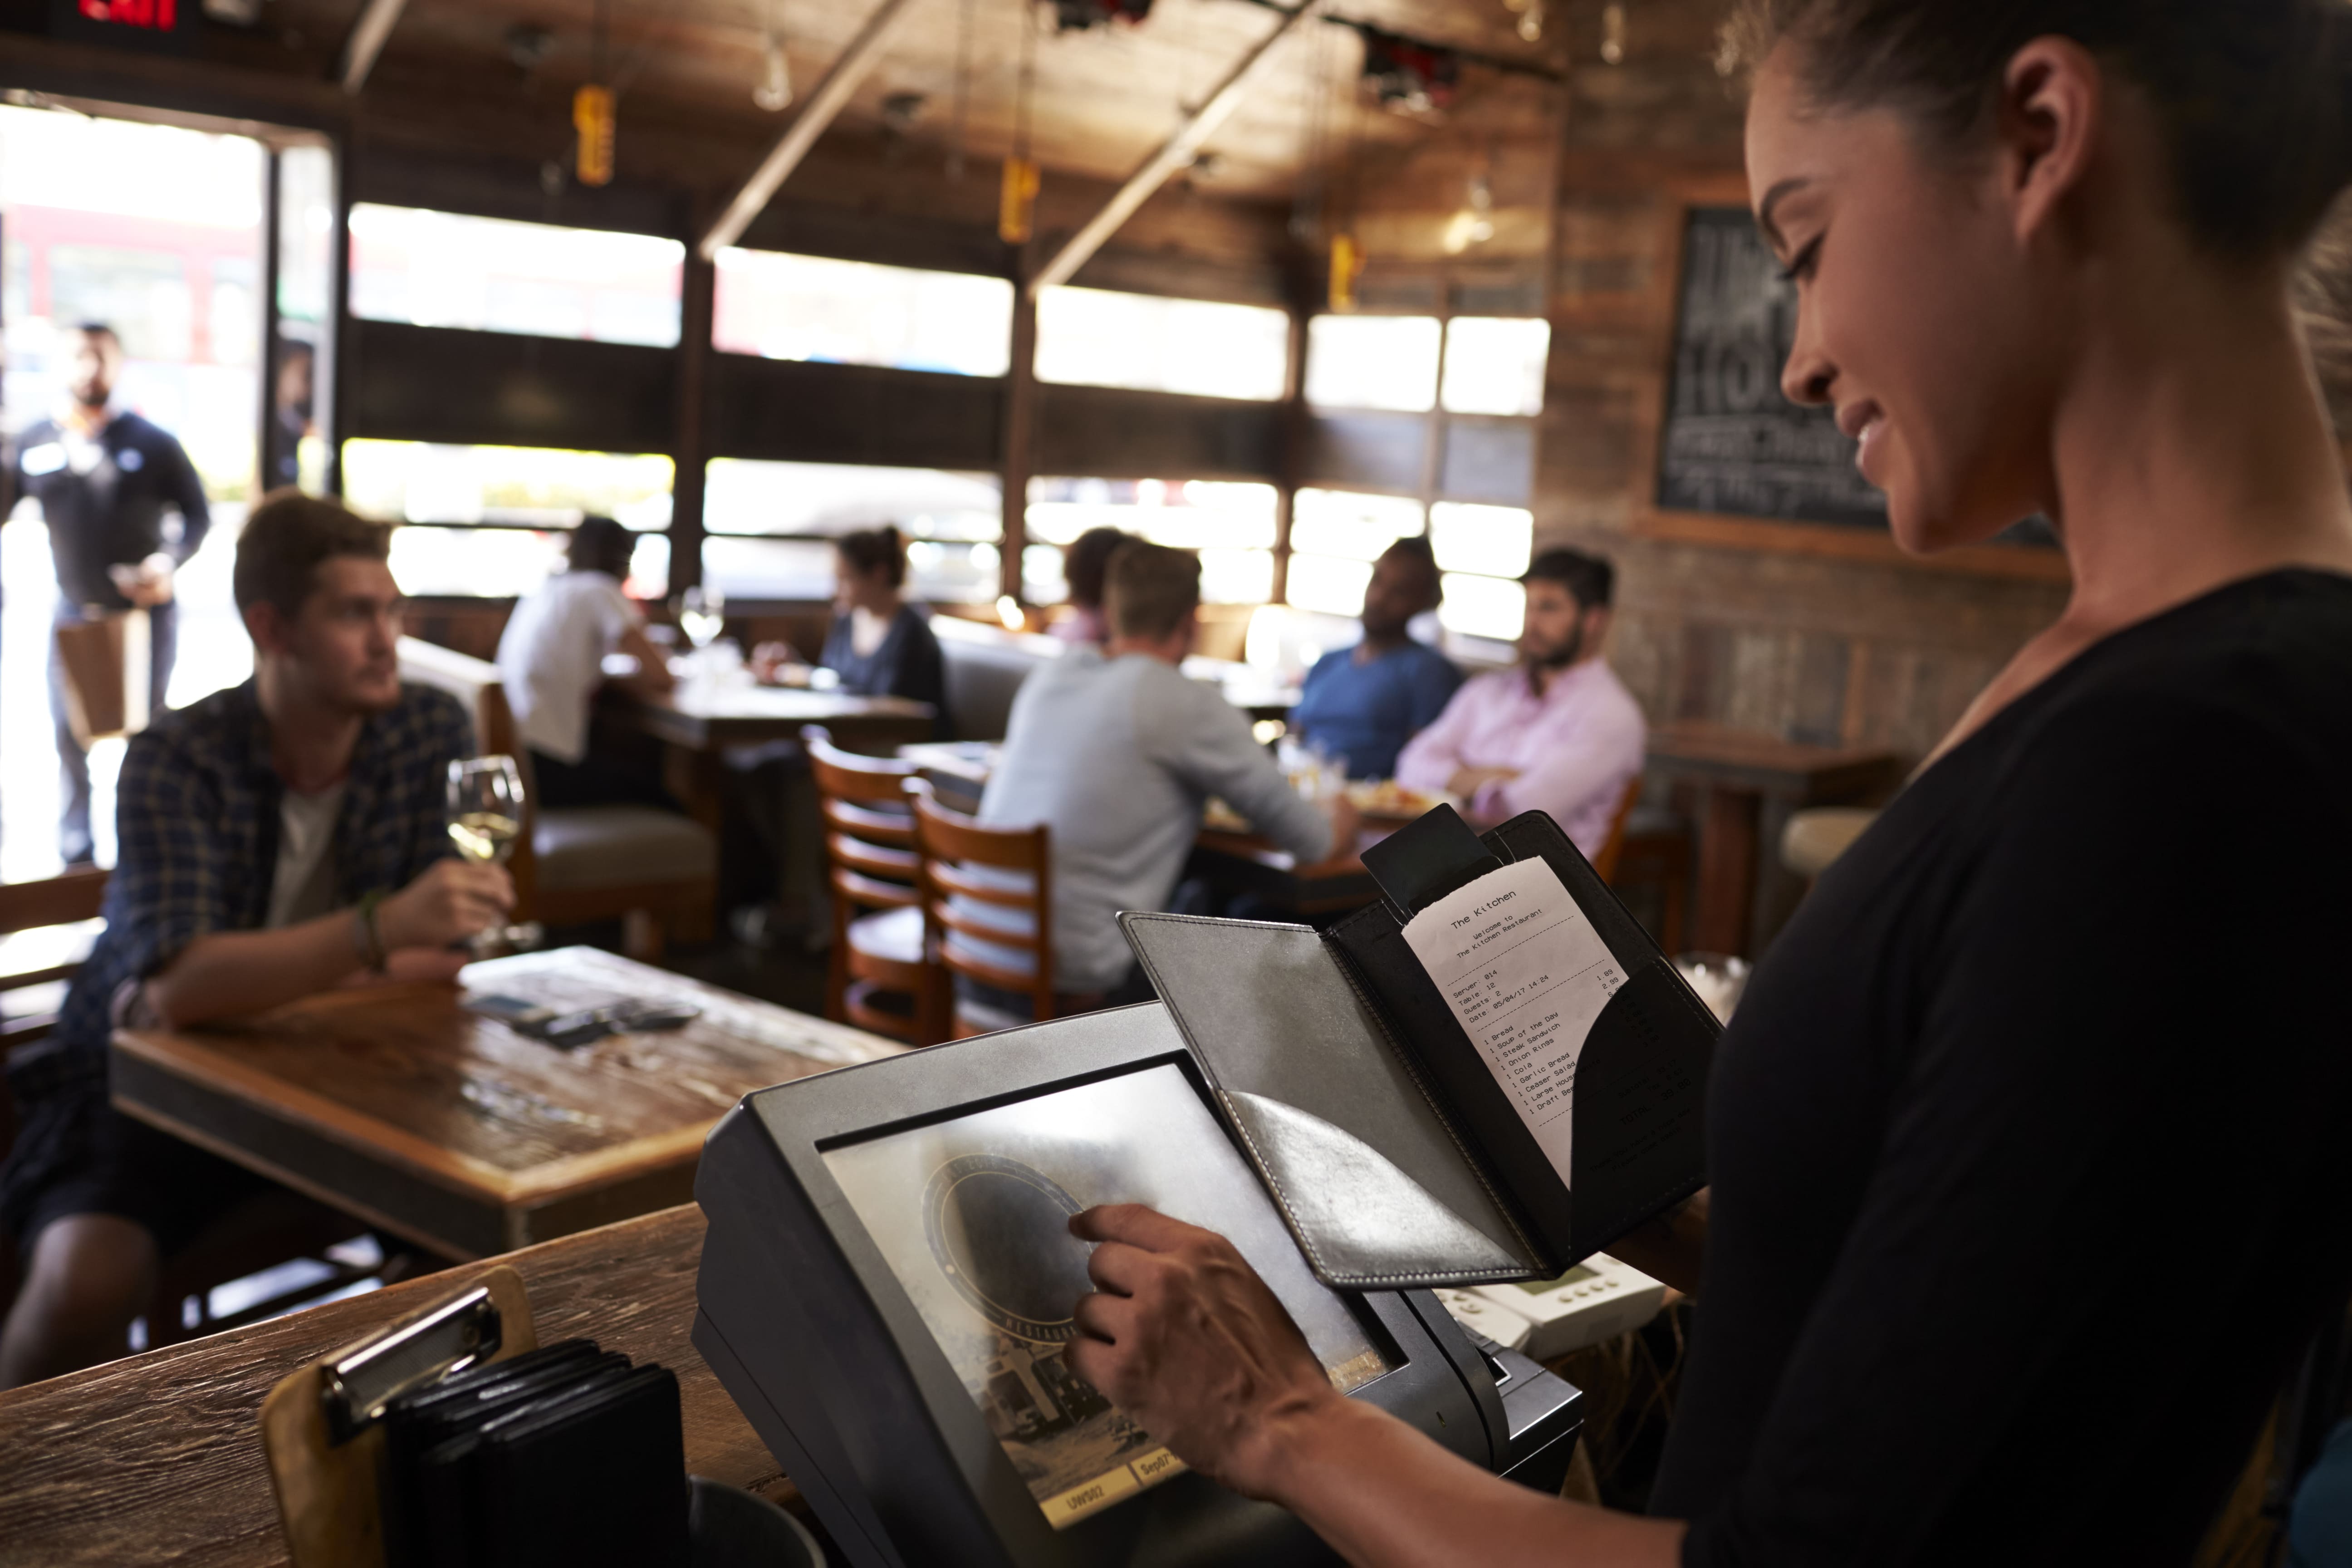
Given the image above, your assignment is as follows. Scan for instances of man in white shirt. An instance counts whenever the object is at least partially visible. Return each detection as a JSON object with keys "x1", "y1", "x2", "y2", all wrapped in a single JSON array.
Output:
[
  {"x1": 1396, "y1": 548, "x2": 1647, "y2": 858},
  {"x1": 495, "y1": 516, "x2": 675, "y2": 807}
]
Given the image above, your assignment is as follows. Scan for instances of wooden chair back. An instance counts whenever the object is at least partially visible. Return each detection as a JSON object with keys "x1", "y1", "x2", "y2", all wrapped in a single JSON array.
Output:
[
  {"x1": 0, "y1": 867, "x2": 110, "y2": 1054},
  {"x1": 803, "y1": 726, "x2": 923, "y2": 912},
  {"x1": 804, "y1": 728, "x2": 943, "y2": 1040},
  {"x1": 1590, "y1": 775, "x2": 1646, "y2": 884},
  {"x1": 907, "y1": 779, "x2": 1055, "y2": 1031}
]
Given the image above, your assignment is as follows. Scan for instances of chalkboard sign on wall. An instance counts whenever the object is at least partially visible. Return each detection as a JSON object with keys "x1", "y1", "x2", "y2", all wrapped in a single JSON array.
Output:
[{"x1": 1656, "y1": 205, "x2": 1889, "y2": 530}]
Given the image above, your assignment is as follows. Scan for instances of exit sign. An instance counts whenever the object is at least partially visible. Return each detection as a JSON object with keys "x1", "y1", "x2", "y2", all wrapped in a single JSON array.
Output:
[
  {"x1": 46, "y1": 0, "x2": 194, "y2": 50},
  {"x1": 81, "y1": 0, "x2": 177, "y2": 25}
]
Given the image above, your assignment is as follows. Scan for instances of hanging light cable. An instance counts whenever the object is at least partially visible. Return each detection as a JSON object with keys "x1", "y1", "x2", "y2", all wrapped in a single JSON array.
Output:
[
  {"x1": 948, "y1": 0, "x2": 976, "y2": 177},
  {"x1": 1000, "y1": 0, "x2": 1042, "y2": 243},
  {"x1": 755, "y1": 0, "x2": 794, "y2": 111},
  {"x1": 574, "y1": 0, "x2": 616, "y2": 186}
]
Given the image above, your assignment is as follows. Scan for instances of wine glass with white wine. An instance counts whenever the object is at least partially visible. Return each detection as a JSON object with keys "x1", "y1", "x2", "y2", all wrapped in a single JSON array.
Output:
[
  {"x1": 447, "y1": 755, "x2": 534, "y2": 954},
  {"x1": 676, "y1": 584, "x2": 725, "y2": 666}
]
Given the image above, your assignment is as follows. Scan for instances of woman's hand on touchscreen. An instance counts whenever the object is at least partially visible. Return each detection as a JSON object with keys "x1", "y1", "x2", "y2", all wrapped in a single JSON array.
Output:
[{"x1": 1066, "y1": 1204, "x2": 1344, "y2": 1501}]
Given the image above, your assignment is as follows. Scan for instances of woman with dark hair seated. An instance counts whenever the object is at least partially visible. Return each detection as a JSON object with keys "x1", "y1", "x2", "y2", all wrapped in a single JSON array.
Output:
[
  {"x1": 1060, "y1": 2, "x2": 2352, "y2": 1562},
  {"x1": 818, "y1": 525, "x2": 945, "y2": 711},
  {"x1": 1048, "y1": 525, "x2": 1132, "y2": 647},
  {"x1": 753, "y1": 526, "x2": 946, "y2": 719}
]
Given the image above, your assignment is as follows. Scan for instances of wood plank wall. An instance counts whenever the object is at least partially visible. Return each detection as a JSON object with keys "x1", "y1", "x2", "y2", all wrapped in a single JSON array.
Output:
[{"x1": 1525, "y1": 2, "x2": 2070, "y2": 765}]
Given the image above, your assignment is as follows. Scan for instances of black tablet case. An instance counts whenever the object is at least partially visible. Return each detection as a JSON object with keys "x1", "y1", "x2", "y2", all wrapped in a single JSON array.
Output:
[{"x1": 1119, "y1": 807, "x2": 1718, "y2": 1289}]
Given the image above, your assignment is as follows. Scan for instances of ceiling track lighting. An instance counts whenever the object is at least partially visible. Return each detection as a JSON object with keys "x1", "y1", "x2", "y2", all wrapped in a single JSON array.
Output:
[
  {"x1": 1051, "y1": 0, "x2": 1153, "y2": 32},
  {"x1": 1361, "y1": 27, "x2": 1460, "y2": 115}
]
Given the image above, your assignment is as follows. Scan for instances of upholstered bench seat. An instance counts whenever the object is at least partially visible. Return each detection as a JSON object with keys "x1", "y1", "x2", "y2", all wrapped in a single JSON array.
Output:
[{"x1": 532, "y1": 806, "x2": 719, "y2": 893}]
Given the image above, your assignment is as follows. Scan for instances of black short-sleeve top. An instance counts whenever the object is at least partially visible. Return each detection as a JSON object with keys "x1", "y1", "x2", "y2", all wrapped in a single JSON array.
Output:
[{"x1": 1660, "y1": 569, "x2": 2352, "y2": 1566}]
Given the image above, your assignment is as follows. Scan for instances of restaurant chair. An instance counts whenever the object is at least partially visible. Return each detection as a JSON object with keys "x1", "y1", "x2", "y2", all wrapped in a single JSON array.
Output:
[
  {"x1": 1590, "y1": 776, "x2": 1647, "y2": 883},
  {"x1": 142, "y1": 1194, "x2": 377, "y2": 1351},
  {"x1": 396, "y1": 638, "x2": 717, "y2": 962},
  {"x1": 906, "y1": 779, "x2": 1057, "y2": 1040},
  {"x1": 0, "y1": 866, "x2": 110, "y2": 1061},
  {"x1": 0, "y1": 868, "x2": 372, "y2": 1348},
  {"x1": 1603, "y1": 782, "x2": 1691, "y2": 956},
  {"x1": 0, "y1": 869, "x2": 113, "y2": 1298},
  {"x1": 804, "y1": 726, "x2": 946, "y2": 1045}
]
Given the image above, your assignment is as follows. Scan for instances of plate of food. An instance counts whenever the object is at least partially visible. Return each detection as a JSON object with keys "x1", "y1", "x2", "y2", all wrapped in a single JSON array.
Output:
[{"x1": 1344, "y1": 781, "x2": 1457, "y2": 824}]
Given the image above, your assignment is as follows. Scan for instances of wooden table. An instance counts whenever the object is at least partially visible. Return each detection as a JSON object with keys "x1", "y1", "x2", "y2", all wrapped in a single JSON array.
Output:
[
  {"x1": 601, "y1": 683, "x2": 937, "y2": 834},
  {"x1": 1186, "y1": 829, "x2": 1382, "y2": 917},
  {"x1": 1644, "y1": 721, "x2": 1903, "y2": 957},
  {"x1": 110, "y1": 947, "x2": 904, "y2": 1260},
  {"x1": 0, "y1": 1205, "x2": 808, "y2": 1568}
]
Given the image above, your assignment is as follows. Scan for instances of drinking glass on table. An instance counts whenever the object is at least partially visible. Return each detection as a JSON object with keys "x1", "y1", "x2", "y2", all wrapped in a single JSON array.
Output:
[
  {"x1": 446, "y1": 755, "x2": 537, "y2": 954},
  {"x1": 676, "y1": 585, "x2": 725, "y2": 655}
]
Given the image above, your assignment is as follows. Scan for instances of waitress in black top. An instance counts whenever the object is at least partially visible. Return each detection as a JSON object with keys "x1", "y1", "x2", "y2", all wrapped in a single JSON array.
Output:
[{"x1": 1055, "y1": 2, "x2": 2352, "y2": 1563}]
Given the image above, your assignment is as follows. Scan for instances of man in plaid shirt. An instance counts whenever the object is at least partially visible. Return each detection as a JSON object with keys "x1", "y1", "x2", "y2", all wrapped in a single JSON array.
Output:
[{"x1": 0, "y1": 490, "x2": 513, "y2": 1387}]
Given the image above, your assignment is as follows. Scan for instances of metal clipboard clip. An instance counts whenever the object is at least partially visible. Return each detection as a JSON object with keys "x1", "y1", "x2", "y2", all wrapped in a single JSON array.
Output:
[{"x1": 319, "y1": 1283, "x2": 504, "y2": 1445}]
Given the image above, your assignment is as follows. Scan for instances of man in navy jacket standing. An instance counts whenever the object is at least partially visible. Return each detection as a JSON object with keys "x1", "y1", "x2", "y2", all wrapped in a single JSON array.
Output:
[{"x1": 13, "y1": 322, "x2": 211, "y2": 864}]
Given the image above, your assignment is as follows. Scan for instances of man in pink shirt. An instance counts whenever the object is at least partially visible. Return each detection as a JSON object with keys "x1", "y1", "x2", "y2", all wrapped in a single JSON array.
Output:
[{"x1": 1396, "y1": 547, "x2": 1646, "y2": 857}]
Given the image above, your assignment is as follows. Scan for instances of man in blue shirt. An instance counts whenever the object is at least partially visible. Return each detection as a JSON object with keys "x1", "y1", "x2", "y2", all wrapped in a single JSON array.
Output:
[{"x1": 1288, "y1": 536, "x2": 1462, "y2": 781}]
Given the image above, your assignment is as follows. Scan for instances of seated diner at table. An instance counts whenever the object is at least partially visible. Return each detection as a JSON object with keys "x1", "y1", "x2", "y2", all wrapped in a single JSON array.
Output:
[
  {"x1": 0, "y1": 490, "x2": 514, "y2": 1389},
  {"x1": 494, "y1": 514, "x2": 676, "y2": 809},
  {"x1": 1287, "y1": 535, "x2": 1463, "y2": 783},
  {"x1": 1055, "y1": 1, "x2": 2352, "y2": 1562},
  {"x1": 971, "y1": 541, "x2": 1357, "y2": 1012},
  {"x1": 1046, "y1": 524, "x2": 1132, "y2": 647},
  {"x1": 752, "y1": 525, "x2": 945, "y2": 720},
  {"x1": 1394, "y1": 545, "x2": 1646, "y2": 856}
]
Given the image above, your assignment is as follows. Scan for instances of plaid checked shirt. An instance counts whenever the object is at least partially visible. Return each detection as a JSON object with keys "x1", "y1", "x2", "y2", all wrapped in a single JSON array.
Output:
[{"x1": 12, "y1": 679, "x2": 472, "y2": 1098}]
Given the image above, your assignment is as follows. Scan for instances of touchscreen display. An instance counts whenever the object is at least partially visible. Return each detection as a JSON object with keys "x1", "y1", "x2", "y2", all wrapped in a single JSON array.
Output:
[{"x1": 823, "y1": 1063, "x2": 1393, "y2": 1529}]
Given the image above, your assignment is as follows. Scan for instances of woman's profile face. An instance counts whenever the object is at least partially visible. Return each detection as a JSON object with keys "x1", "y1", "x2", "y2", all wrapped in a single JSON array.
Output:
[
  {"x1": 1744, "y1": 45, "x2": 2065, "y2": 552},
  {"x1": 833, "y1": 554, "x2": 893, "y2": 614}
]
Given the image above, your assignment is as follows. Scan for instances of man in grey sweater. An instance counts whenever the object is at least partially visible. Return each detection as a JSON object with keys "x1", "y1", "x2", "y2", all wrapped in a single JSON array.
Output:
[{"x1": 978, "y1": 543, "x2": 1356, "y2": 1006}]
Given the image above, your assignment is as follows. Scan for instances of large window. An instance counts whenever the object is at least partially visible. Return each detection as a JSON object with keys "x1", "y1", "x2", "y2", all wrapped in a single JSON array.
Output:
[
  {"x1": 348, "y1": 205, "x2": 684, "y2": 348},
  {"x1": 342, "y1": 439, "x2": 674, "y2": 598},
  {"x1": 1285, "y1": 489, "x2": 1426, "y2": 617},
  {"x1": 1034, "y1": 286, "x2": 1289, "y2": 401},
  {"x1": 1026, "y1": 478, "x2": 1276, "y2": 605},
  {"x1": 712, "y1": 249, "x2": 1012, "y2": 377},
  {"x1": 1288, "y1": 309, "x2": 1550, "y2": 642},
  {"x1": 0, "y1": 105, "x2": 265, "y2": 503},
  {"x1": 1303, "y1": 315, "x2": 1442, "y2": 412},
  {"x1": 1440, "y1": 318, "x2": 1551, "y2": 416},
  {"x1": 701, "y1": 458, "x2": 1003, "y2": 603},
  {"x1": 1430, "y1": 501, "x2": 1534, "y2": 640}
]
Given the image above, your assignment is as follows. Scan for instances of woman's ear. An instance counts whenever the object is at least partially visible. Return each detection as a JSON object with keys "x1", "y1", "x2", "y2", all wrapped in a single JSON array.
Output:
[{"x1": 1998, "y1": 35, "x2": 2106, "y2": 251}]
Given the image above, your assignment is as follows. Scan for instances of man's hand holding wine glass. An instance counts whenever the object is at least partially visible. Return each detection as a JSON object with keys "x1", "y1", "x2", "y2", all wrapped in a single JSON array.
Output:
[{"x1": 380, "y1": 857, "x2": 514, "y2": 954}]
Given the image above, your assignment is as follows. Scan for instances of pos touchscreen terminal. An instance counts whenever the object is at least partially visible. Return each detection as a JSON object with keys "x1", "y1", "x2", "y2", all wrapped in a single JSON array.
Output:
[{"x1": 693, "y1": 1003, "x2": 1582, "y2": 1568}]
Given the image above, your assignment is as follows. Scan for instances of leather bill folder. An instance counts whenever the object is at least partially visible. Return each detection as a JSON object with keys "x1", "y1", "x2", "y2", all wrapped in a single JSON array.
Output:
[{"x1": 1118, "y1": 805, "x2": 1720, "y2": 1290}]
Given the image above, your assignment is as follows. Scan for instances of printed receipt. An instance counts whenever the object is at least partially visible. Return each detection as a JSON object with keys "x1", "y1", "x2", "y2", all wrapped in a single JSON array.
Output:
[{"x1": 1400, "y1": 856, "x2": 1625, "y2": 1186}]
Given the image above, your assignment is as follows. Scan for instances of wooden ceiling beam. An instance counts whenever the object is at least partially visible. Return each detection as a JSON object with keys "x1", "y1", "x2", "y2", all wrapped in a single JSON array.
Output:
[
  {"x1": 696, "y1": 0, "x2": 926, "y2": 261},
  {"x1": 338, "y1": 0, "x2": 412, "y2": 94},
  {"x1": 1028, "y1": 0, "x2": 1318, "y2": 296}
]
